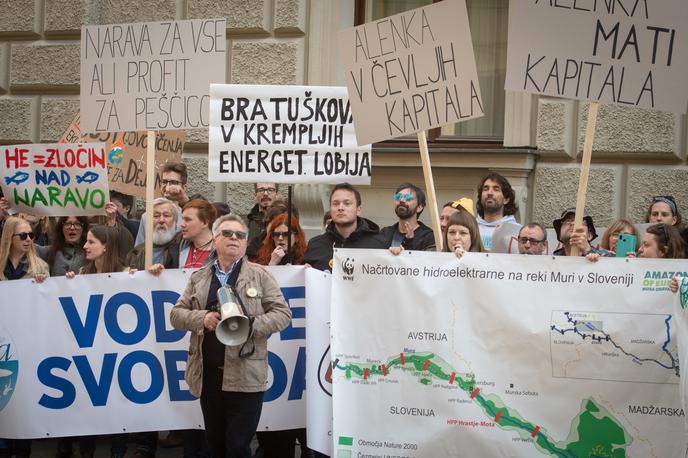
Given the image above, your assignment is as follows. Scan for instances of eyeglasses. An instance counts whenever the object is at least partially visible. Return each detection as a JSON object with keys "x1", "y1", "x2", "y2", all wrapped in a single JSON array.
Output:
[
  {"x1": 219, "y1": 229, "x2": 247, "y2": 240},
  {"x1": 64, "y1": 223, "x2": 83, "y2": 229},
  {"x1": 610, "y1": 231, "x2": 633, "y2": 239},
  {"x1": 272, "y1": 230, "x2": 295, "y2": 239},
  {"x1": 394, "y1": 192, "x2": 414, "y2": 202},
  {"x1": 256, "y1": 187, "x2": 277, "y2": 194},
  {"x1": 13, "y1": 232, "x2": 35, "y2": 241},
  {"x1": 161, "y1": 179, "x2": 183, "y2": 187},
  {"x1": 518, "y1": 237, "x2": 545, "y2": 245}
]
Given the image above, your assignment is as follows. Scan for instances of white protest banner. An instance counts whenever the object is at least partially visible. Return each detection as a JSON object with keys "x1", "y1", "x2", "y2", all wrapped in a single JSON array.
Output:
[
  {"x1": 331, "y1": 249, "x2": 685, "y2": 457},
  {"x1": 305, "y1": 269, "x2": 333, "y2": 456},
  {"x1": 338, "y1": 0, "x2": 484, "y2": 145},
  {"x1": 505, "y1": 0, "x2": 688, "y2": 113},
  {"x1": 208, "y1": 85, "x2": 371, "y2": 184},
  {"x1": 258, "y1": 266, "x2": 307, "y2": 431},
  {"x1": 673, "y1": 277, "x2": 688, "y2": 439},
  {"x1": 0, "y1": 267, "x2": 307, "y2": 438},
  {"x1": 80, "y1": 19, "x2": 226, "y2": 133},
  {"x1": 1, "y1": 143, "x2": 109, "y2": 216}
]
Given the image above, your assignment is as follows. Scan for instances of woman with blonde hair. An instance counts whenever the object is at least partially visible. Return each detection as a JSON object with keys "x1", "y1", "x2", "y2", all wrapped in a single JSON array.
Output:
[
  {"x1": 0, "y1": 216, "x2": 49, "y2": 281},
  {"x1": 599, "y1": 219, "x2": 639, "y2": 255}
]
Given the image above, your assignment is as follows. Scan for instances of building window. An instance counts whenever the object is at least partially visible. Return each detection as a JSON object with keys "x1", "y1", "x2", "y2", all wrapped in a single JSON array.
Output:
[{"x1": 359, "y1": 0, "x2": 508, "y2": 143}]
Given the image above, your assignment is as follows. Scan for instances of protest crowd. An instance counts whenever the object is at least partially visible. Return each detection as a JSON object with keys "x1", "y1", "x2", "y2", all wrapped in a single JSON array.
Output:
[
  {"x1": 1, "y1": 0, "x2": 688, "y2": 457},
  {"x1": 1, "y1": 165, "x2": 686, "y2": 458}
]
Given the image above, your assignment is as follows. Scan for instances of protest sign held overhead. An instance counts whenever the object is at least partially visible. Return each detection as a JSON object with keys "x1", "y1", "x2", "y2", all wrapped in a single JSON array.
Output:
[
  {"x1": 506, "y1": 0, "x2": 688, "y2": 113},
  {"x1": 60, "y1": 112, "x2": 185, "y2": 198},
  {"x1": 80, "y1": 18, "x2": 227, "y2": 133},
  {"x1": 338, "y1": 0, "x2": 484, "y2": 145},
  {"x1": 1, "y1": 143, "x2": 108, "y2": 216},
  {"x1": 209, "y1": 84, "x2": 372, "y2": 184}
]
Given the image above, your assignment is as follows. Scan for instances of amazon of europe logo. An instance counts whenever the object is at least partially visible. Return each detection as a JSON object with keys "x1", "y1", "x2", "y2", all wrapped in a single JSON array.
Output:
[
  {"x1": 342, "y1": 258, "x2": 354, "y2": 281},
  {"x1": 0, "y1": 326, "x2": 18, "y2": 413}
]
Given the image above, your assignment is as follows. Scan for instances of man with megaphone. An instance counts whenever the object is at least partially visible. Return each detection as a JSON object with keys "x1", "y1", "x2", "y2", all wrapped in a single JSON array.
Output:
[{"x1": 171, "y1": 214, "x2": 292, "y2": 458}]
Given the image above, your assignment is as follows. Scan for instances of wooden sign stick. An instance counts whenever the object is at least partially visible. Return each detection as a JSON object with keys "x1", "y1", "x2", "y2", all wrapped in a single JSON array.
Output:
[
  {"x1": 417, "y1": 131, "x2": 443, "y2": 251},
  {"x1": 570, "y1": 101, "x2": 599, "y2": 257},
  {"x1": 144, "y1": 130, "x2": 156, "y2": 268}
]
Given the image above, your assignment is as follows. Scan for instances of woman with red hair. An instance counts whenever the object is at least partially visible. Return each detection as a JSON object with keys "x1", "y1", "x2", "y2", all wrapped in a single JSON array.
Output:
[{"x1": 256, "y1": 213, "x2": 306, "y2": 266}]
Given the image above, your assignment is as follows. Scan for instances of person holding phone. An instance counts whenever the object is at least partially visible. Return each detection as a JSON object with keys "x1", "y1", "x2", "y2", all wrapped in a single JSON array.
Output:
[{"x1": 599, "y1": 219, "x2": 639, "y2": 257}]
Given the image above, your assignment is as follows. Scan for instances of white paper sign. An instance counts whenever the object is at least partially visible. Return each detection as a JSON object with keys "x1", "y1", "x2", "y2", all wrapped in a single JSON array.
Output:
[
  {"x1": 0, "y1": 143, "x2": 109, "y2": 216},
  {"x1": 80, "y1": 19, "x2": 227, "y2": 133},
  {"x1": 338, "y1": 0, "x2": 484, "y2": 145},
  {"x1": 208, "y1": 84, "x2": 372, "y2": 184},
  {"x1": 506, "y1": 0, "x2": 688, "y2": 113}
]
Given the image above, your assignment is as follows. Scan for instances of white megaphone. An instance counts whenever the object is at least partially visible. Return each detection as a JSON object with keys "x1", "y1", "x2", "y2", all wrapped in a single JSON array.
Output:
[{"x1": 215, "y1": 286, "x2": 250, "y2": 346}]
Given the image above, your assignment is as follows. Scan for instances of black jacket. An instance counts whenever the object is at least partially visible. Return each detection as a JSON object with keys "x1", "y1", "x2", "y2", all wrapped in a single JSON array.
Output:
[
  {"x1": 304, "y1": 217, "x2": 385, "y2": 271},
  {"x1": 378, "y1": 221, "x2": 436, "y2": 251}
]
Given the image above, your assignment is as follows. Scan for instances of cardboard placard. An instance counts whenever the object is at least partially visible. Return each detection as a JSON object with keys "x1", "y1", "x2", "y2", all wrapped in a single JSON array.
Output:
[
  {"x1": 60, "y1": 112, "x2": 185, "y2": 198},
  {"x1": 80, "y1": 18, "x2": 227, "y2": 133},
  {"x1": 506, "y1": 0, "x2": 688, "y2": 113},
  {"x1": 1, "y1": 143, "x2": 109, "y2": 216},
  {"x1": 208, "y1": 84, "x2": 372, "y2": 184},
  {"x1": 338, "y1": 0, "x2": 484, "y2": 145}
]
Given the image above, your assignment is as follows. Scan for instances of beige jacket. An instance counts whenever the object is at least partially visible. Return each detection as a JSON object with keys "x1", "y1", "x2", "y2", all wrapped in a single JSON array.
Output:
[{"x1": 170, "y1": 258, "x2": 291, "y2": 397}]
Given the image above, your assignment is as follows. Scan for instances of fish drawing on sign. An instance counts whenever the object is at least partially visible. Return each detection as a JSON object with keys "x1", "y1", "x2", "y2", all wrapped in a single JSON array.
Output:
[
  {"x1": 3, "y1": 171, "x2": 29, "y2": 185},
  {"x1": 75, "y1": 171, "x2": 99, "y2": 184}
]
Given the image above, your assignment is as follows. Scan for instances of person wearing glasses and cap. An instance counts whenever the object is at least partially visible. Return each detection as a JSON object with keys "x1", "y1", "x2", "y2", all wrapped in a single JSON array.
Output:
[
  {"x1": 171, "y1": 214, "x2": 291, "y2": 458},
  {"x1": 552, "y1": 208, "x2": 610, "y2": 257},
  {"x1": 379, "y1": 182, "x2": 436, "y2": 251},
  {"x1": 246, "y1": 182, "x2": 279, "y2": 241},
  {"x1": 645, "y1": 195, "x2": 682, "y2": 227}
]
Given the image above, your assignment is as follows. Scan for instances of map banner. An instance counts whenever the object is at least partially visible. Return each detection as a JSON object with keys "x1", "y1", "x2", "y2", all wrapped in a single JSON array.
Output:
[
  {"x1": 673, "y1": 276, "x2": 688, "y2": 441},
  {"x1": 331, "y1": 249, "x2": 686, "y2": 457}
]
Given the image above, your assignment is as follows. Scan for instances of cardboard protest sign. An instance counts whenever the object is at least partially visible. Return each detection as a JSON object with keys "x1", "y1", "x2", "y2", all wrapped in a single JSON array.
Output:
[
  {"x1": 506, "y1": 0, "x2": 688, "y2": 113},
  {"x1": 80, "y1": 18, "x2": 227, "y2": 133},
  {"x1": 338, "y1": 0, "x2": 484, "y2": 145},
  {"x1": 59, "y1": 112, "x2": 82, "y2": 144},
  {"x1": 60, "y1": 112, "x2": 185, "y2": 198},
  {"x1": 1, "y1": 143, "x2": 109, "y2": 216},
  {"x1": 208, "y1": 84, "x2": 372, "y2": 184},
  {"x1": 85, "y1": 131, "x2": 184, "y2": 198}
]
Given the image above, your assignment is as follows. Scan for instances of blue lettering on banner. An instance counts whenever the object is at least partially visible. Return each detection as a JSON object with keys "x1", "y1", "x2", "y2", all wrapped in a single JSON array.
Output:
[
  {"x1": 264, "y1": 286, "x2": 306, "y2": 403},
  {"x1": 38, "y1": 290, "x2": 191, "y2": 409}
]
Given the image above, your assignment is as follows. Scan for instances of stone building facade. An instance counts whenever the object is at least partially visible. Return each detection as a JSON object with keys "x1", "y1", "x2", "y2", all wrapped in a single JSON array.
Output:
[{"x1": 0, "y1": 0, "x2": 686, "y2": 236}]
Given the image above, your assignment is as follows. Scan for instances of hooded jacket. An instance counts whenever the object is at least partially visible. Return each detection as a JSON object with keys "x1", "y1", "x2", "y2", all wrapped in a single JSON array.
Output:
[{"x1": 304, "y1": 217, "x2": 385, "y2": 271}]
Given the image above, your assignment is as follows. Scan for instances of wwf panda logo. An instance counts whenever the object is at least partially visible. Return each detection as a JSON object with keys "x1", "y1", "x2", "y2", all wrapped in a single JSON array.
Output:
[{"x1": 342, "y1": 257, "x2": 354, "y2": 276}]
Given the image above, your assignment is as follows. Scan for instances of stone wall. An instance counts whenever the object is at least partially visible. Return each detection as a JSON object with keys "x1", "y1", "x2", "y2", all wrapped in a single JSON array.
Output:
[
  {"x1": 0, "y1": 0, "x2": 308, "y2": 219},
  {"x1": 533, "y1": 97, "x2": 688, "y2": 228}
]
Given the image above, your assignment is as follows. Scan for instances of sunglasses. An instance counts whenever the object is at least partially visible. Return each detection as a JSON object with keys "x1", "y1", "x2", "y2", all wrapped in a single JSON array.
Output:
[
  {"x1": 218, "y1": 229, "x2": 247, "y2": 240},
  {"x1": 395, "y1": 192, "x2": 414, "y2": 202},
  {"x1": 13, "y1": 231, "x2": 35, "y2": 241},
  {"x1": 518, "y1": 237, "x2": 544, "y2": 245},
  {"x1": 272, "y1": 230, "x2": 295, "y2": 239}
]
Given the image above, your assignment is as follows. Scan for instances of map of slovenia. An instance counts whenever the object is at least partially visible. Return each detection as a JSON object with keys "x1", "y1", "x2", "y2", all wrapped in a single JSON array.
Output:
[
  {"x1": 550, "y1": 311, "x2": 679, "y2": 384},
  {"x1": 333, "y1": 352, "x2": 632, "y2": 458}
]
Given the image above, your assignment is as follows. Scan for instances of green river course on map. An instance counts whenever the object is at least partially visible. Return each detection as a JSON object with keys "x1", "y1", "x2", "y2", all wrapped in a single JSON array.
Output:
[{"x1": 335, "y1": 352, "x2": 631, "y2": 458}]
